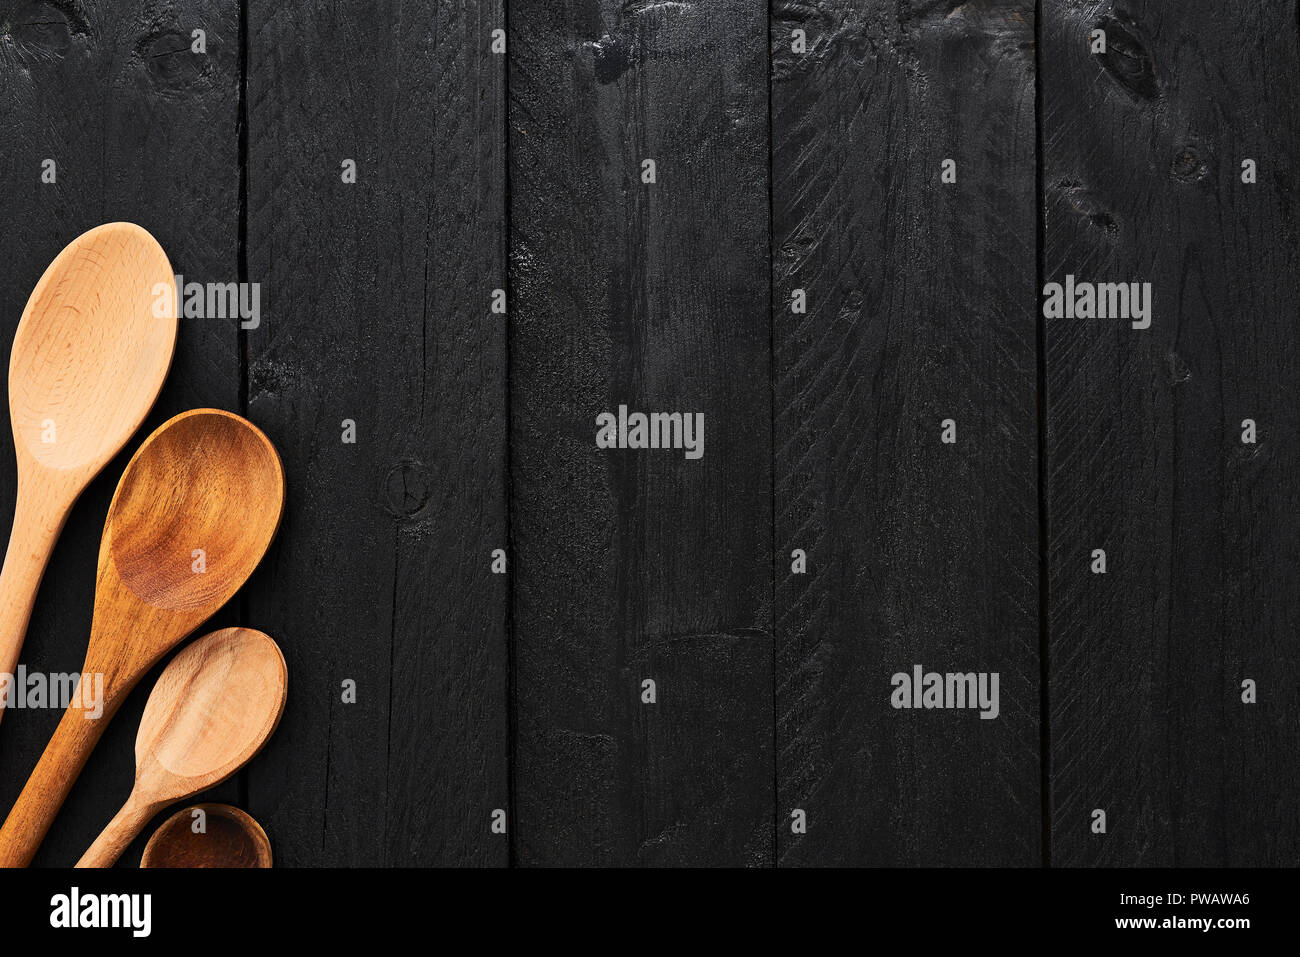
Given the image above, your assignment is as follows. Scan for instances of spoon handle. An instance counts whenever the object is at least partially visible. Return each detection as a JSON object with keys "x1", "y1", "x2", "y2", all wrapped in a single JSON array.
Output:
[
  {"x1": 0, "y1": 693, "x2": 113, "y2": 867},
  {"x1": 76, "y1": 793, "x2": 161, "y2": 868},
  {"x1": 0, "y1": 476, "x2": 70, "y2": 726}
]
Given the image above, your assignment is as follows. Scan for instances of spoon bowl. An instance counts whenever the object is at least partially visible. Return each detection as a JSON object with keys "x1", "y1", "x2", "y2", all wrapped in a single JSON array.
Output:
[
  {"x1": 141, "y1": 804, "x2": 272, "y2": 869},
  {"x1": 10, "y1": 222, "x2": 176, "y2": 472},
  {"x1": 102, "y1": 409, "x2": 286, "y2": 618},
  {"x1": 76, "y1": 629, "x2": 286, "y2": 868},
  {"x1": 135, "y1": 627, "x2": 286, "y2": 788}
]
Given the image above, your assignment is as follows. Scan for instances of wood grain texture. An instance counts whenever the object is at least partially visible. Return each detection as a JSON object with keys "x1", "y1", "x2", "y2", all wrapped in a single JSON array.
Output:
[
  {"x1": 1043, "y1": 0, "x2": 1300, "y2": 866},
  {"x1": 0, "y1": 0, "x2": 241, "y2": 867},
  {"x1": 772, "y1": 0, "x2": 1042, "y2": 865},
  {"x1": 243, "y1": 0, "x2": 509, "y2": 865},
  {"x1": 508, "y1": 0, "x2": 775, "y2": 865}
]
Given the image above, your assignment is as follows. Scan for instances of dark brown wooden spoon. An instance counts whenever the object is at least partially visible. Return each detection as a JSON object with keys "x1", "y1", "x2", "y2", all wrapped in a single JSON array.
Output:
[{"x1": 141, "y1": 804, "x2": 272, "y2": 869}]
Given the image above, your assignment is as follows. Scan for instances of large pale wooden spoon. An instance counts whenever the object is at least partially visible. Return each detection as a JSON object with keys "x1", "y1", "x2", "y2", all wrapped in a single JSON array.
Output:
[
  {"x1": 77, "y1": 629, "x2": 286, "y2": 868},
  {"x1": 0, "y1": 223, "x2": 177, "y2": 723},
  {"x1": 0, "y1": 409, "x2": 284, "y2": 867}
]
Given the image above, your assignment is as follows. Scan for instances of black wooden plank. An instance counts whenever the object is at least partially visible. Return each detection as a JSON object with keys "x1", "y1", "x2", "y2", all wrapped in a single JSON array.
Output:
[
  {"x1": 508, "y1": 0, "x2": 774, "y2": 865},
  {"x1": 243, "y1": 0, "x2": 509, "y2": 866},
  {"x1": 0, "y1": 0, "x2": 241, "y2": 866},
  {"x1": 1044, "y1": 0, "x2": 1300, "y2": 865},
  {"x1": 772, "y1": 1, "x2": 1041, "y2": 865}
]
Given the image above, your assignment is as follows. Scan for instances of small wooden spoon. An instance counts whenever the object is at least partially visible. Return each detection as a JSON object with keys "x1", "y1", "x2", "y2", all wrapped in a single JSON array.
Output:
[
  {"x1": 0, "y1": 409, "x2": 284, "y2": 867},
  {"x1": 77, "y1": 630, "x2": 286, "y2": 868},
  {"x1": 141, "y1": 804, "x2": 272, "y2": 869},
  {"x1": 0, "y1": 223, "x2": 177, "y2": 723}
]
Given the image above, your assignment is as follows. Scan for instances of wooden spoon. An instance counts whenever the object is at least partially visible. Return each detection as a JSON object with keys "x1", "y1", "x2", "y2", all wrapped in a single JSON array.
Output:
[
  {"x1": 0, "y1": 409, "x2": 284, "y2": 867},
  {"x1": 77, "y1": 629, "x2": 286, "y2": 868},
  {"x1": 0, "y1": 223, "x2": 177, "y2": 723},
  {"x1": 141, "y1": 804, "x2": 272, "y2": 869}
]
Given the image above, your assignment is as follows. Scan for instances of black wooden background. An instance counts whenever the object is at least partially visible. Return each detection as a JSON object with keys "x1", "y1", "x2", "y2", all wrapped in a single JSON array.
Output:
[{"x1": 0, "y1": 0, "x2": 1295, "y2": 867}]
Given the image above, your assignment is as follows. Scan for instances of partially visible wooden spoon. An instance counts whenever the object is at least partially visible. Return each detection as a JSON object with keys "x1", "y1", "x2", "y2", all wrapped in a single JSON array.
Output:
[
  {"x1": 77, "y1": 629, "x2": 286, "y2": 868},
  {"x1": 0, "y1": 409, "x2": 284, "y2": 867},
  {"x1": 141, "y1": 803, "x2": 272, "y2": 868},
  {"x1": 0, "y1": 223, "x2": 177, "y2": 724}
]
